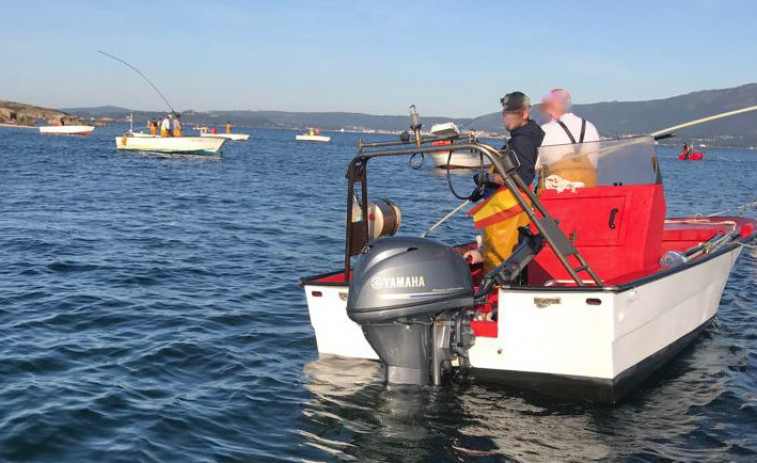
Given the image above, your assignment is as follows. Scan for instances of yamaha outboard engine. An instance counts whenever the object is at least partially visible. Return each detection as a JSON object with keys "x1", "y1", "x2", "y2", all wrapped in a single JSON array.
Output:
[{"x1": 347, "y1": 237, "x2": 475, "y2": 386}]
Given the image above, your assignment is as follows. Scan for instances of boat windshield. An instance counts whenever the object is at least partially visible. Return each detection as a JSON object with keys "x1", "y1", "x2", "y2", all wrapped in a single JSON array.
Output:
[{"x1": 537, "y1": 136, "x2": 659, "y2": 190}]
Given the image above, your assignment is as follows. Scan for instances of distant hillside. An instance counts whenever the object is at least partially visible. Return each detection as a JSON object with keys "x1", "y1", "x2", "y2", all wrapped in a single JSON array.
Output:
[
  {"x1": 63, "y1": 106, "x2": 473, "y2": 132},
  {"x1": 467, "y1": 83, "x2": 757, "y2": 147},
  {"x1": 62, "y1": 105, "x2": 131, "y2": 116},
  {"x1": 63, "y1": 83, "x2": 757, "y2": 147},
  {"x1": 0, "y1": 100, "x2": 67, "y2": 126}
]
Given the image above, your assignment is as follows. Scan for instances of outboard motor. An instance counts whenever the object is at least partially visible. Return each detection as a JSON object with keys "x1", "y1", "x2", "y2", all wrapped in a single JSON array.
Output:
[{"x1": 347, "y1": 237, "x2": 475, "y2": 386}]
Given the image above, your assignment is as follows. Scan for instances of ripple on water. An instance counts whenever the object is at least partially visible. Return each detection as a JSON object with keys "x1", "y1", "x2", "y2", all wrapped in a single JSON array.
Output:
[{"x1": 0, "y1": 129, "x2": 756, "y2": 462}]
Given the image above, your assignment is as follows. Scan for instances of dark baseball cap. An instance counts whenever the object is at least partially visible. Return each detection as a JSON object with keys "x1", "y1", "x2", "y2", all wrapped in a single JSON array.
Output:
[{"x1": 500, "y1": 91, "x2": 531, "y2": 113}]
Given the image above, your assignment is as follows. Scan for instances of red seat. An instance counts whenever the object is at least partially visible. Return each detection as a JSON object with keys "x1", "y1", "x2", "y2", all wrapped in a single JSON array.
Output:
[{"x1": 528, "y1": 184, "x2": 667, "y2": 285}]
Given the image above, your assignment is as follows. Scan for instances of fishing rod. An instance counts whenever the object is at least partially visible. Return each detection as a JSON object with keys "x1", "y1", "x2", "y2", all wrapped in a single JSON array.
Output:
[
  {"x1": 98, "y1": 50, "x2": 176, "y2": 114},
  {"x1": 421, "y1": 200, "x2": 471, "y2": 238},
  {"x1": 587, "y1": 103, "x2": 757, "y2": 160},
  {"x1": 707, "y1": 199, "x2": 757, "y2": 218},
  {"x1": 650, "y1": 105, "x2": 757, "y2": 139}
]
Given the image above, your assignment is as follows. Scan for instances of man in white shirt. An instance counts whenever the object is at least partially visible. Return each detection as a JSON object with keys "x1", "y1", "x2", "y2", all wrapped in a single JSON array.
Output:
[
  {"x1": 536, "y1": 88, "x2": 601, "y2": 188},
  {"x1": 160, "y1": 114, "x2": 171, "y2": 137},
  {"x1": 539, "y1": 88, "x2": 599, "y2": 147}
]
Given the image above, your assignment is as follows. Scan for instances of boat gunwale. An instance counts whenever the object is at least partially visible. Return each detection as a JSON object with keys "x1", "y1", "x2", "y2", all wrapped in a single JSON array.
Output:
[{"x1": 300, "y1": 234, "x2": 752, "y2": 293}]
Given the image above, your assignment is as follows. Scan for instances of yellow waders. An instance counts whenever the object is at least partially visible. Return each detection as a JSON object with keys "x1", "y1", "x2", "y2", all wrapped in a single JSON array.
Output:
[
  {"x1": 481, "y1": 204, "x2": 530, "y2": 272},
  {"x1": 470, "y1": 187, "x2": 532, "y2": 273}
]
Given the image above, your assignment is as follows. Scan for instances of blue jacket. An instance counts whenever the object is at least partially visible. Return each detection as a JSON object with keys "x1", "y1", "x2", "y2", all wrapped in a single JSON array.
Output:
[{"x1": 506, "y1": 119, "x2": 545, "y2": 186}]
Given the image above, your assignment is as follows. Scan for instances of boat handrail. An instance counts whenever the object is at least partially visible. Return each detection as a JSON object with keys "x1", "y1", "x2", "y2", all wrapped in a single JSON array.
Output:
[{"x1": 344, "y1": 137, "x2": 603, "y2": 288}]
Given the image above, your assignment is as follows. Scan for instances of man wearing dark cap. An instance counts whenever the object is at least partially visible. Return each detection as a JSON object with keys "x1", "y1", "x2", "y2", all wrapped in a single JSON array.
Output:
[
  {"x1": 465, "y1": 92, "x2": 545, "y2": 271},
  {"x1": 489, "y1": 91, "x2": 545, "y2": 187}
]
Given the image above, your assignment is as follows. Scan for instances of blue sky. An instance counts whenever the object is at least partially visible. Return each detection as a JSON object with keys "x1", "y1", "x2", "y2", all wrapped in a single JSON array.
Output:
[{"x1": 1, "y1": 0, "x2": 755, "y2": 117}]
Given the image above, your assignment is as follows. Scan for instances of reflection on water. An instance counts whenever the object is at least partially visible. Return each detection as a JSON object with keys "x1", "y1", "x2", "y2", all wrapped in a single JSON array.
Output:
[
  {"x1": 302, "y1": 357, "x2": 488, "y2": 463},
  {"x1": 300, "y1": 332, "x2": 750, "y2": 462}
]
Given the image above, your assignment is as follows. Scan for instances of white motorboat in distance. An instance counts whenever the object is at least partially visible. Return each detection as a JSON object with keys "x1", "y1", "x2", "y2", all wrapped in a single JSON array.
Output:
[
  {"x1": 39, "y1": 125, "x2": 95, "y2": 136},
  {"x1": 200, "y1": 132, "x2": 250, "y2": 141},
  {"x1": 296, "y1": 128, "x2": 331, "y2": 143},
  {"x1": 429, "y1": 122, "x2": 491, "y2": 169},
  {"x1": 115, "y1": 133, "x2": 226, "y2": 156},
  {"x1": 429, "y1": 147, "x2": 492, "y2": 169}
]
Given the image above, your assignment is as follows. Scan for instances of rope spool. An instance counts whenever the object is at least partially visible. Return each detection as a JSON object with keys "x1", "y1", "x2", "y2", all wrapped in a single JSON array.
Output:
[
  {"x1": 349, "y1": 199, "x2": 402, "y2": 240},
  {"x1": 367, "y1": 199, "x2": 402, "y2": 239}
]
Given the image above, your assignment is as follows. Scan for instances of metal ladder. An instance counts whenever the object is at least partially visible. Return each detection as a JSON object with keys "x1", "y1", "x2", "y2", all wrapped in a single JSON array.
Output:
[{"x1": 502, "y1": 170, "x2": 603, "y2": 287}]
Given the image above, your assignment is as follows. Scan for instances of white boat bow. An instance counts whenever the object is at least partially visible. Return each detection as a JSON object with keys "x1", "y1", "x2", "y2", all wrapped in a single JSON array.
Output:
[
  {"x1": 200, "y1": 132, "x2": 250, "y2": 141},
  {"x1": 39, "y1": 125, "x2": 95, "y2": 136}
]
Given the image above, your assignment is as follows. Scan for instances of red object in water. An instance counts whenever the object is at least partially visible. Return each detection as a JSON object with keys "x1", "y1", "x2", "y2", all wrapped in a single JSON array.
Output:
[{"x1": 678, "y1": 152, "x2": 704, "y2": 160}]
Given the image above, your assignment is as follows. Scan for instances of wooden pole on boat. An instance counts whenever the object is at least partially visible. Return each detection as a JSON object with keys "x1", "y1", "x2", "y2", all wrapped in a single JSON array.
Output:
[{"x1": 650, "y1": 105, "x2": 757, "y2": 138}]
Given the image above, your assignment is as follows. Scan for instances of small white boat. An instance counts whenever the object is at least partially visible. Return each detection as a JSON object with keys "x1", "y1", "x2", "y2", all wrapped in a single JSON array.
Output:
[
  {"x1": 200, "y1": 132, "x2": 250, "y2": 141},
  {"x1": 430, "y1": 150, "x2": 491, "y2": 169},
  {"x1": 429, "y1": 123, "x2": 490, "y2": 168},
  {"x1": 296, "y1": 134, "x2": 331, "y2": 143},
  {"x1": 115, "y1": 133, "x2": 226, "y2": 156},
  {"x1": 296, "y1": 128, "x2": 331, "y2": 143},
  {"x1": 39, "y1": 125, "x2": 95, "y2": 136}
]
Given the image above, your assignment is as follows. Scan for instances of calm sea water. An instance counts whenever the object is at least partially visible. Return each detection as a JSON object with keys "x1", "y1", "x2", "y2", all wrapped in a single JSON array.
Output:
[{"x1": 0, "y1": 125, "x2": 755, "y2": 462}]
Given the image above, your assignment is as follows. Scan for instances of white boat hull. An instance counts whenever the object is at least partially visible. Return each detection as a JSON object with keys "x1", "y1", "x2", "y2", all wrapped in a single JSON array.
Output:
[
  {"x1": 115, "y1": 135, "x2": 226, "y2": 155},
  {"x1": 39, "y1": 125, "x2": 95, "y2": 136},
  {"x1": 302, "y1": 245, "x2": 743, "y2": 401},
  {"x1": 430, "y1": 151, "x2": 490, "y2": 168},
  {"x1": 296, "y1": 134, "x2": 331, "y2": 143},
  {"x1": 303, "y1": 283, "x2": 378, "y2": 360},
  {"x1": 470, "y1": 246, "x2": 741, "y2": 401},
  {"x1": 200, "y1": 132, "x2": 250, "y2": 141}
]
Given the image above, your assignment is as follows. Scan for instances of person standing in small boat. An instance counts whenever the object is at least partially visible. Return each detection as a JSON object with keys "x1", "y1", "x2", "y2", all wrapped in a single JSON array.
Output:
[
  {"x1": 226, "y1": 121, "x2": 232, "y2": 134},
  {"x1": 465, "y1": 91, "x2": 545, "y2": 271},
  {"x1": 537, "y1": 88, "x2": 600, "y2": 187},
  {"x1": 681, "y1": 143, "x2": 692, "y2": 159},
  {"x1": 172, "y1": 113, "x2": 182, "y2": 137},
  {"x1": 160, "y1": 114, "x2": 171, "y2": 137}
]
